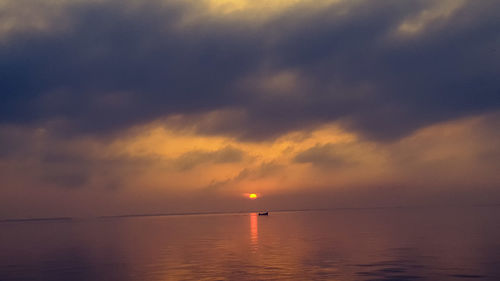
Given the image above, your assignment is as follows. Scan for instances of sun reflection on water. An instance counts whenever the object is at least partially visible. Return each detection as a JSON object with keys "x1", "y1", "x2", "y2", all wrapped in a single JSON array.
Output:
[{"x1": 249, "y1": 213, "x2": 258, "y2": 252}]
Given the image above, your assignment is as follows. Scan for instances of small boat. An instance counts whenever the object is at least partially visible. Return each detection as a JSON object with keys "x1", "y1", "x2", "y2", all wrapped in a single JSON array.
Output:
[{"x1": 258, "y1": 212, "x2": 269, "y2": 216}]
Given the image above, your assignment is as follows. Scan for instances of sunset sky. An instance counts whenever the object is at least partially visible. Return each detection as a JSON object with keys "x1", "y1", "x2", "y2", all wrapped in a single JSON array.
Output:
[{"x1": 1, "y1": 0, "x2": 499, "y2": 218}]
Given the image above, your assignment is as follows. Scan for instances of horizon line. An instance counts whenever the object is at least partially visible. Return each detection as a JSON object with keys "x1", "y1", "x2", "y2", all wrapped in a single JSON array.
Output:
[{"x1": 2, "y1": 203, "x2": 500, "y2": 223}]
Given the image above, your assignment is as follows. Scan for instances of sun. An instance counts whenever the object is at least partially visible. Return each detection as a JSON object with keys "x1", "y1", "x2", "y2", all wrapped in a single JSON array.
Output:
[{"x1": 244, "y1": 192, "x2": 260, "y2": 199}]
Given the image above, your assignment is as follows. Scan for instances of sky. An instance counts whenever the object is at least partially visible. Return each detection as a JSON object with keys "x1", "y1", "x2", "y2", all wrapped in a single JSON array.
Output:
[{"x1": 0, "y1": 0, "x2": 499, "y2": 218}]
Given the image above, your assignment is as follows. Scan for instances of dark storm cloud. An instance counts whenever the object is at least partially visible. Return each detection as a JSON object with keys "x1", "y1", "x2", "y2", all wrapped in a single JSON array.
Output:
[
  {"x1": 0, "y1": 0, "x2": 260, "y2": 134},
  {"x1": 0, "y1": 0, "x2": 499, "y2": 141}
]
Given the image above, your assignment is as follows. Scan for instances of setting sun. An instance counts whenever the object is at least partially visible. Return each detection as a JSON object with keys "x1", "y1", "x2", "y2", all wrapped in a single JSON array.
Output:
[{"x1": 249, "y1": 193, "x2": 258, "y2": 199}]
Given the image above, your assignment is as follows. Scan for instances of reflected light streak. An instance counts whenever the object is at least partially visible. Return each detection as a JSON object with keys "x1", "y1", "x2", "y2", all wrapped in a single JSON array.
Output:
[{"x1": 250, "y1": 213, "x2": 258, "y2": 252}]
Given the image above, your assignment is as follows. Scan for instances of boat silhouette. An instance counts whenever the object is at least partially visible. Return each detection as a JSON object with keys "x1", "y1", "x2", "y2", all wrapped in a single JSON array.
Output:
[{"x1": 258, "y1": 212, "x2": 268, "y2": 216}]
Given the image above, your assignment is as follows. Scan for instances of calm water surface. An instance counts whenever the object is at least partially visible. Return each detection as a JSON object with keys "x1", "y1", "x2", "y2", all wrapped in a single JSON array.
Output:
[{"x1": 1, "y1": 207, "x2": 500, "y2": 280}]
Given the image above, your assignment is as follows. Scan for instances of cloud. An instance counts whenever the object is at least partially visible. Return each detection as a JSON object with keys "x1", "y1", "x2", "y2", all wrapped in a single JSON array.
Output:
[
  {"x1": 203, "y1": 161, "x2": 286, "y2": 192},
  {"x1": 0, "y1": 112, "x2": 499, "y2": 217},
  {"x1": 293, "y1": 143, "x2": 354, "y2": 168},
  {"x1": 174, "y1": 145, "x2": 245, "y2": 170},
  {"x1": 0, "y1": 0, "x2": 498, "y2": 143}
]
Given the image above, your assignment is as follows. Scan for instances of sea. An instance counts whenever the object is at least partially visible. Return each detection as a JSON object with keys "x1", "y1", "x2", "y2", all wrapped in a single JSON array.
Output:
[{"x1": 1, "y1": 206, "x2": 499, "y2": 280}]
